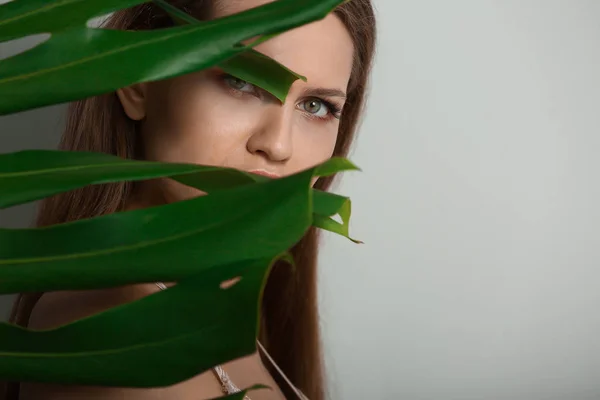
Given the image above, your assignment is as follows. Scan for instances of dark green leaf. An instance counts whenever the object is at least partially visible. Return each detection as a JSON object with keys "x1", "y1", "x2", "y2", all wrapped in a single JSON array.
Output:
[
  {"x1": 0, "y1": 150, "x2": 258, "y2": 209},
  {"x1": 313, "y1": 213, "x2": 362, "y2": 244},
  {"x1": 0, "y1": 0, "x2": 147, "y2": 42},
  {"x1": 313, "y1": 189, "x2": 350, "y2": 218},
  {"x1": 152, "y1": 0, "x2": 306, "y2": 102},
  {"x1": 312, "y1": 189, "x2": 361, "y2": 243},
  {"x1": 219, "y1": 49, "x2": 307, "y2": 103},
  {"x1": 314, "y1": 157, "x2": 359, "y2": 177},
  {"x1": 0, "y1": 0, "x2": 344, "y2": 115},
  {"x1": 0, "y1": 149, "x2": 361, "y2": 242},
  {"x1": 0, "y1": 149, "x2": 361, "y2": 241},
  {"x1": 0, "y1": 150, "x2": 355, "y2": 209},
  {"x1": 152, "y1": 0, "x2": 199, "y2": 26},
  {"x1": 0, "y1": 167, "x2": 319, "y2": 293},
  {"x1": 0, "y1": 258, "x2": 272, "y2": 387}
]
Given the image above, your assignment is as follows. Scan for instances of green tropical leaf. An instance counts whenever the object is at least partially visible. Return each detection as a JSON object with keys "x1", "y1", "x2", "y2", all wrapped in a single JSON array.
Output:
[
  {"x1": 0, "y1": 258, "x2": 273, "y2": 387},
  {"x1": 313, "y1": 213, "x2": 361, "y2": 244},
  {"x1": 152, "y1": 0, "x2": 306, "y2": 102},
  {"x1": 0, "y1": 0, "x2": 147, "y2": 42},
  {"x1": 0, "y1": 166, "x2": 318, "y2": 293},
  {"x1": 312, "y1": 190, "x2": 349, "y2": 217},
  {"x1": 0, "y1": 0, "x2": 363, "y2": 393},
  {"x1": 0, "y1": 158, "x2": 357, "y2": 294},
  {"x1": 0, "y1": 0, "x2": 344, "y2": 115},
  {"x1": 0, "y1": 150, "x2": 354, "y2": 208},
  {"x1": 151, "y1": 0, "x2": 199, "y2": 27},
  {"x1": 0, "y1": 150, "x2": 258, "y2": 209},
  {"x1": 313, "y1": 189, "x2": 361, "y2": 243},
  {"x1": 0, "y1": 149, "x2": 360, "y2": 241},
  {"x1": 314, "y1": 157, "x2": 359, "y2": 177},
  {"x1": 219, "y1": 49, "x2": 307, "y2": 103}
]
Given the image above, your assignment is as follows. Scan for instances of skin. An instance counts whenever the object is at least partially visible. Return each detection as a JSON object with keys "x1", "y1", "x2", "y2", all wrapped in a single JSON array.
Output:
[{"x1": 21, "y1": 1, "x2": 354, "y2": 399}]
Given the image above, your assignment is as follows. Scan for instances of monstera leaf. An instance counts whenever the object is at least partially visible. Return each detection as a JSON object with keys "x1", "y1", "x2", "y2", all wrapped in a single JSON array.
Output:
[
  {"x1": 0, "y1": 0, "x2": 343, "y2": 115},
  {"x1": 0, "y1": 0, "x2": 359, "y2": 392},
  {"x1": 0, "y1": 158, "x2": 357, "y2": 294},
  {"x1": 0, "y1": 156, "x2": 356, "y2": 386},
  {"x1": 0, "y1": 257, "x2": 273, "y2": 386},
  {"x1": 152, "y1": 0, "x2": 308, "y2": 102},
  {"x1": 0, "y1": 150, "x2": 359, "y2": 242}
]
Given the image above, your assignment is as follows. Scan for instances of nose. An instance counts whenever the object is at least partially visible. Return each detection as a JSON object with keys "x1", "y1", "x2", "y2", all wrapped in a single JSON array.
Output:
[{"x1": 246, "y1": 108, "x2": 293, "y2": 162}]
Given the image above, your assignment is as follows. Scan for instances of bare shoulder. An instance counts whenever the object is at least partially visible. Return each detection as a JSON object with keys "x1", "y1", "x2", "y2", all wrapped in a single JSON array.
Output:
[{"x1": 21, "y1": 284, "x2": 223, "y2": 400}]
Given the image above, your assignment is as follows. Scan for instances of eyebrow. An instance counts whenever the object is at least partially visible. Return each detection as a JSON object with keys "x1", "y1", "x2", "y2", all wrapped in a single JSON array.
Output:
[{"x1": 300, "y1": 87, "x2": 347, "y2": 100}]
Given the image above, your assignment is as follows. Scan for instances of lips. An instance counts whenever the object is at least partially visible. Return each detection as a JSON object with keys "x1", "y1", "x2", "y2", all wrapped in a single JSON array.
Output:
[{"x1": 248, "y1": 169, "x2": 280, "y2": 179}]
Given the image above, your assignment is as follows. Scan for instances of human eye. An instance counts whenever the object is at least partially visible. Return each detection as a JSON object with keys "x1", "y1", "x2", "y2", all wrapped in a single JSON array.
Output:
[
  {"x1": 222, "y1": 74, "x2": 256, "y2": 94},
  {"x1": 298, "y1": 97, "x2": 342, "y2": 121}
]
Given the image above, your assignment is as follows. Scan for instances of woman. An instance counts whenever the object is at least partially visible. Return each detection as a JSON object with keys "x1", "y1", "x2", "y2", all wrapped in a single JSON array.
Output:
[{"x1": 4, "y1": 0, "x2": 376, "y2": 398}]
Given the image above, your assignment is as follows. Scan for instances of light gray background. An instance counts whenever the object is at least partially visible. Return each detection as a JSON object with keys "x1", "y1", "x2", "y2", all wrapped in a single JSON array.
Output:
[{"x1": 2, "y1": 1, "x2": 600, "y2": 399}]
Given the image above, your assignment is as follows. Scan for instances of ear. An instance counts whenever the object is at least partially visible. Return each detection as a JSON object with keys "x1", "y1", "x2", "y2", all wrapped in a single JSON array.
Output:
[{"x1": 116, "y1": 83, "x2": 148, "y2": 121}]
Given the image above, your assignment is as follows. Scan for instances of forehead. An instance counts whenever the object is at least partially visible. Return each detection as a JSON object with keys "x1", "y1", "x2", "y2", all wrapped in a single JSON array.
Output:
[{"x1": 213, "y1": 0, "x2": 355, "y2": 95}]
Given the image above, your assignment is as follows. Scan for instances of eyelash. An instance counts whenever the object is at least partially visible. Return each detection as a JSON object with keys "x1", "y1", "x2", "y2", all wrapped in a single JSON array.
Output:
[
  {"x1": 220, "y1": 74, "x2": 343, "y2": 122},
  {"x1": 305, "y1": 98, "x2": 342, "y2": 122}
]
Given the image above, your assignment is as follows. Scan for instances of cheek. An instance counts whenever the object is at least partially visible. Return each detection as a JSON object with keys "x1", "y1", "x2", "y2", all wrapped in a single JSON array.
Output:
[
  {"x1": 293, "y1": 120, "x2": 339, "y2": 168},
  {"x1": 143, "y1": 78, "x2": 258, "y2": 167}
]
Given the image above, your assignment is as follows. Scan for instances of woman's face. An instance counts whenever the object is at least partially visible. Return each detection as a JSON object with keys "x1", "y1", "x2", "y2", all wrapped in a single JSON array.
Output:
[{"x1": 117, "y1": 0, "x2": 354, "y2": 204}]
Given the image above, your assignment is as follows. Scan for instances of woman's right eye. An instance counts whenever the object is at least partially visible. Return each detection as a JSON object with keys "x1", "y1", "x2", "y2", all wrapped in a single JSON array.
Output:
[{"x1": 223, "y1": 75, "x2": 255, "y2": 93}]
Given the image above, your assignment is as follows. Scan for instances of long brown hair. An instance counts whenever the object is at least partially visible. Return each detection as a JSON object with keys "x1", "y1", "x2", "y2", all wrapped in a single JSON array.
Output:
[{"x1": 7, "y1": 1, "x2": 375, "y2": 398}]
